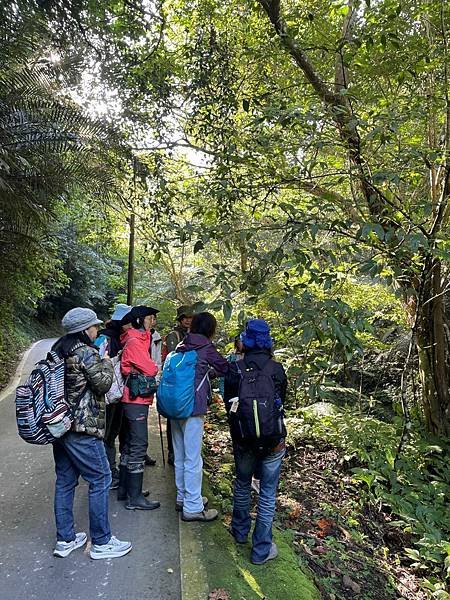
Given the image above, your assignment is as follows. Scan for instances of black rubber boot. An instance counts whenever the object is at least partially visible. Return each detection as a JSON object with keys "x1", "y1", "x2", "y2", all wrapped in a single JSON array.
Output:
[
  {"x1": 125, "y1": 472, "x2": 160, "y2": 511},
  {"x1": 118, "y1": 465, "x2": 149, "y2": 500},
  {"x1": 117, "y1": 464, "x2": 128, "y2": 501}
]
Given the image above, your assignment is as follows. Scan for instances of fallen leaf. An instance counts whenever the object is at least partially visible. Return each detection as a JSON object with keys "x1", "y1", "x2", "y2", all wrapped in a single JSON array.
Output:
[
  {"x1": 337, "y1": 524, "x2": 352, "y2": 541},
  {"x1": 317, "y1": 518, "x2": 335, "y2": 538},
  {"x1": 223, "y1": 514, "x2": 232, "y2": 527},
  {"x1": 287, "y1": 505, "x2": 302, "y2": 522},
  {"x1": 209, "y1": 588, "x2": 230, "y2": 600},
  {"x1": 300, "y1": 543, "x2": 314, "y2": 556}
]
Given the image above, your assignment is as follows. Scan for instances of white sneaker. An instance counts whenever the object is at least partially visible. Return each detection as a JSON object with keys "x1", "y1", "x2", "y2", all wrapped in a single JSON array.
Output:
[
  {"x1": 53, "y1": 532, "x2": 87, "y2": 558},
  {"x1": 90, "y1": 535, "x2": 132, "y2": 560}
]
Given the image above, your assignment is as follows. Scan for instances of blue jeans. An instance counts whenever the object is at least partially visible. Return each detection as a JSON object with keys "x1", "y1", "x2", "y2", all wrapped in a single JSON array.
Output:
[
  {"x1": 231, "y1": 444, "x2": 285, "y2": 563},
  {"x1": 171, "y1": 416, "x2": 205, "y2": 513},
  {"x1": 53, "y1": 432, "x2": 112, "y2": 545}
]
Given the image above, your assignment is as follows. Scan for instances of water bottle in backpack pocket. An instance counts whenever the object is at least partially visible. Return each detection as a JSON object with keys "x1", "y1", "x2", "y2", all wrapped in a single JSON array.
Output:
[{"x1": 228, "y1": 359, "x2": 286, "y2": 449}]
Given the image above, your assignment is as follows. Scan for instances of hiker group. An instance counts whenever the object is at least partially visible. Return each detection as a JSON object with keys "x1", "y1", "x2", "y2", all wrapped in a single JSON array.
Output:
[{"x1": 16, "y1": 303, "x2": 287, "y2": 566}]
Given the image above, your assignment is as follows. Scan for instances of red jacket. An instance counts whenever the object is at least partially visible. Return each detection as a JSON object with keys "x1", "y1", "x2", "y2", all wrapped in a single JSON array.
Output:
[{"x1": 120, "y1": 329, "x2": 158, "y2": 405}]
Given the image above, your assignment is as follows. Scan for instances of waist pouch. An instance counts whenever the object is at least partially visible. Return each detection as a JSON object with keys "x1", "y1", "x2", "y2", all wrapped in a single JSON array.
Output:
[{"x1": 127, "y1": 373, "x2": 158, "y2": 399}]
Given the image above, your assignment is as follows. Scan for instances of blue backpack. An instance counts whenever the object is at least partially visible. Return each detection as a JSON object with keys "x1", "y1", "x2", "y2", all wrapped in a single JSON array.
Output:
[{"x1": 157, "y1": 350, "x2": 208, "y2": 419}]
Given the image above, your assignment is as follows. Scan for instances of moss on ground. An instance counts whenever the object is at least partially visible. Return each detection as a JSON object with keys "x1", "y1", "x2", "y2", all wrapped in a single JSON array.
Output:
[{"x1": 199, "y1": 481, "x2": 320, "y2": 600}]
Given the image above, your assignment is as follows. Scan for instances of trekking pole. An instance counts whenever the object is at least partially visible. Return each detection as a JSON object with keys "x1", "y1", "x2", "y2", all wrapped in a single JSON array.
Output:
[{"x1": 158, "y1": 413, "x2": 166, "y2": 468}]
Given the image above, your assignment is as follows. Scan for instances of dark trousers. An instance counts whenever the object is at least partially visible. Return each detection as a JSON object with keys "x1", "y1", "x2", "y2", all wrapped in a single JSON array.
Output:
[
  {"x1": 103, "y1": 403, "x2": 127, "y2": 473},
  {"x1": 121, "y1": 403, "x2": 149, "y2": 473}
]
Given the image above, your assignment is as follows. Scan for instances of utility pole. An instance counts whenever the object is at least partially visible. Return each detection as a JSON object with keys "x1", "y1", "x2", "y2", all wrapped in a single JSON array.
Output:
[
  {"x1": 126, "y1": 210, "x2": 135, "y2": 305},
  {"x1": 127, "y1": 157, "x2": 139, "y2": 305}
]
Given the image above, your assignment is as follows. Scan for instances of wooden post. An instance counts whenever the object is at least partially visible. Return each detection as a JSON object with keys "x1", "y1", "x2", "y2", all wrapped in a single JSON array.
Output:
[{"x1": 127, "y1": 211, "x2": 135, "y2": 305}]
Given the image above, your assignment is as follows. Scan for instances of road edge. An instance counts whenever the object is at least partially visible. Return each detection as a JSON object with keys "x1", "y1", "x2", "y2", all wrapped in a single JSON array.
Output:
[
  {"x1": 0, "y1": 339, "x2": 42, "y2": 404},
  {"x1": 179, "y1": 509, "x2": 209, "y2": 599}
]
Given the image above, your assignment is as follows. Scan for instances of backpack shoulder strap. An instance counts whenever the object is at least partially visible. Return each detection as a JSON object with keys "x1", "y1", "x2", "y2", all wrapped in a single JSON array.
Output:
[
  {"x1": 66, "y1": 341, "x2": 86, "y2": 357},
  {"x1": 46, "y1": 350, "x2": 63, "y2": 363},
  {"x1": 236, "y1": 359, "x2": 245, "y2": 376}
]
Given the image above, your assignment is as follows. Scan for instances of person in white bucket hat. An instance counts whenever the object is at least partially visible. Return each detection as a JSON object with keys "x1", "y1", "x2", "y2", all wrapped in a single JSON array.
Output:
[{"x1": 96, "y1": 304, "x2": 134, "y2": 489}]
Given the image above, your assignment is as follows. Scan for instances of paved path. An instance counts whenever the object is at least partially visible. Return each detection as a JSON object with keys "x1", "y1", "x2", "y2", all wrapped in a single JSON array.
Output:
[{"x1": 0, "y1": 340, "x2": 181, "y2": 600}]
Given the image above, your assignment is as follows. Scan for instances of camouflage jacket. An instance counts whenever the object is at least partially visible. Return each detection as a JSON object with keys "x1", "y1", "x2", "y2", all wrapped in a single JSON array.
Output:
[{"x1": 66, "y1": 343, "x2": 113, "y2": 439}]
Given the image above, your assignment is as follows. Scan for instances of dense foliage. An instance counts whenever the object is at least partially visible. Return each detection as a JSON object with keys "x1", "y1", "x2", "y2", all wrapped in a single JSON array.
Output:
[{"x1": 1, "y1": 0, "x2": 449, "y2": 596}]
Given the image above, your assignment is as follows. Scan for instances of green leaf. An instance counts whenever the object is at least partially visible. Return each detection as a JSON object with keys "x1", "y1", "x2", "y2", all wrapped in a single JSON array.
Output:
[{"x1": 222, "y1": 300, "x2": 233, "y2": 322}]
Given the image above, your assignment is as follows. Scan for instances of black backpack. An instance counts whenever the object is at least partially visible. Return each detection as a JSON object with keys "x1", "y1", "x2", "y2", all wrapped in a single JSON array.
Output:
[{"x1": 228, "y1": 358, "x2": 286, "y2": 452}]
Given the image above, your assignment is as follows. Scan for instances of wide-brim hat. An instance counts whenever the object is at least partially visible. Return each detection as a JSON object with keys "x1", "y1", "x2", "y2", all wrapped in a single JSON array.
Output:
[
  {"x1": 176, "y1": 305, "x2": 194, "y2": 321},
  {"x1": 110, "y1": 303, "x2": 132, "y2": 321},
  {"x1": 62, "y1": 308, "x2": 103, "y2": 335},
  {"x1": 130, "y1": 305, "x2": 160, "y2": 320},
  {"x1": 240, "y1": 318, "x2": 273, "y2": 350}
]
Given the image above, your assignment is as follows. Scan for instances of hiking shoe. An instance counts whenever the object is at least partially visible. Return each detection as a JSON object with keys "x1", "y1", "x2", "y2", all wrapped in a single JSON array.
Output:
[
  {"x1": 125, "y1": 497, "x2": 160, "y2": 511},
  {"x1": 251, "y1": 542, "x2": 278, "y2": 565},
  {"x1": 110, "y1": 476, "x2": 120, "y2": 490},
  {"x1": 176, "y1": 496, "x2": 209, "y2": 512},
  {"x1": 90, "y1": 536, "x2": 132, "y2": 560},
  {"x1": 181, "y1": 508, "x2": 218, "y2": 522},
  {"x1": 53, "y1": 532, "x2": 87, "y2": 558},
  {"x1": 229, "y1": 528, "x2": 248, "y2": 544},
  {"x1": 144, "y1": 454, "x2": 156, "y2": 466}
]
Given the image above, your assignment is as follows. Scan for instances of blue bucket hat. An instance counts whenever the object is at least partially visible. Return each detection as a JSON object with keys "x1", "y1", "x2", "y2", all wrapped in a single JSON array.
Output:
[{"x1": 240, "y1": 319, "x2": 273, "y2": 350}]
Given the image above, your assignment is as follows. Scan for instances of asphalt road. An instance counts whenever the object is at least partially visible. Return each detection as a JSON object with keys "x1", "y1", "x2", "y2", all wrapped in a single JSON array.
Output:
[{"x1": 0, "y1": 339, "x2": 181, "y2": 600}]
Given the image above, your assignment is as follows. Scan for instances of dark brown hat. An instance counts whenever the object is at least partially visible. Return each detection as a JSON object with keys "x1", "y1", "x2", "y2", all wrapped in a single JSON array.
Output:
[{"x1": 176, "y1": 305, "x2": 194, "y2": 321}]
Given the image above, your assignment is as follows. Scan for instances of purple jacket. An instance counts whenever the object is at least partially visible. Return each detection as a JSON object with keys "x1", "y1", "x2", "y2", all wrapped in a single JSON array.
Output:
[{"x1": 176, "y1": 333, "x2": 229, "y2": 416}]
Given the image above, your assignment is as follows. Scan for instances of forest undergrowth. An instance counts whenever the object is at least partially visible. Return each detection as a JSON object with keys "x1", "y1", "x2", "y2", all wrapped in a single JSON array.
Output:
[
  {"x1": 204, "y1": 401, "x2": 449, "y2": 600},
  {"x1": 0, "y1": 318, "x2": 61, "y2": 391}
]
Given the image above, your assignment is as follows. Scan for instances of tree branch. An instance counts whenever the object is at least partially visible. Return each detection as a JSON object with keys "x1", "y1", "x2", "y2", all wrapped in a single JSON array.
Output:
[{"x1": 257, "y1": 0, "x2": 387, "y2": 219}]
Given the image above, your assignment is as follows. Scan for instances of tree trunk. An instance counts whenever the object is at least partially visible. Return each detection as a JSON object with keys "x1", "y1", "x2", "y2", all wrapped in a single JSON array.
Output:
[{"x1": 414, "y1": 258, "x2": 450, "y2": 436}]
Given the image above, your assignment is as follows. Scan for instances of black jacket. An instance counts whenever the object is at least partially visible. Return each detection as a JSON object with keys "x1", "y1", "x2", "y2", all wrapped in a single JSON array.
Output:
[
  {"x1": 223, "y1": 349, "x2": 287, "y2": 451},
  {"x1": 98, "y1": 321, "x2": 123, "y2": 358},
  {"x1": 223, "y1": 349, "x2": 287, "y2": 405}
]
